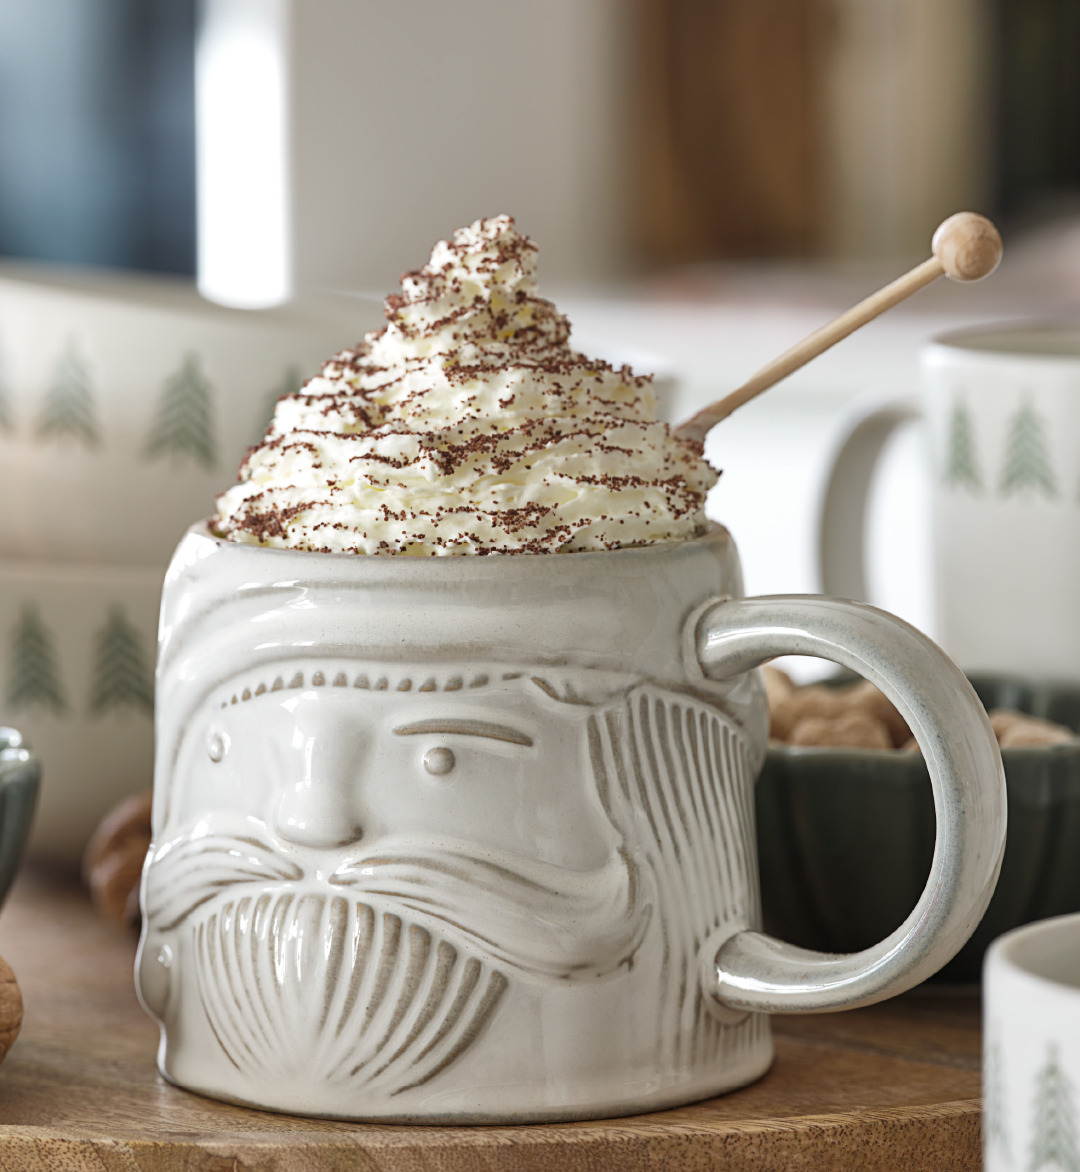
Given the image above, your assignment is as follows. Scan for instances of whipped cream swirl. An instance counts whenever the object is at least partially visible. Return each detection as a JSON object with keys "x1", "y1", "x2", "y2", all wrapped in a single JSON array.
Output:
[{"x1": 214, "y1": 215, "x2": 716, "y2": 555}]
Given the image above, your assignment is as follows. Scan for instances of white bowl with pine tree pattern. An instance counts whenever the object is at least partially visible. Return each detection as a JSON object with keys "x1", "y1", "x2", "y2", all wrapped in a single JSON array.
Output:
[
  {"x1": 0, "y1": 558, "x2": 164, "y2": 868},
  {"x1": 0, "y1": 265, "x2": 360, "y2": 866},
  {"x1": 0, "y1": 263, "x2": 360, "y2": 567}
]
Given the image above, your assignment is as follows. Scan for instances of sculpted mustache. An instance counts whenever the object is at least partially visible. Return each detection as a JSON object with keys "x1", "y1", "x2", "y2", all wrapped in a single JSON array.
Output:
[
  {"x1": 144, "y1": 829, "x2": 303, "y2": 930},
  {"x1": 144, "y1": 826, "x2": 650, "y2": 980},
  {"x1": 330, "y1": 840, "x2": 650, "y2": 979}
]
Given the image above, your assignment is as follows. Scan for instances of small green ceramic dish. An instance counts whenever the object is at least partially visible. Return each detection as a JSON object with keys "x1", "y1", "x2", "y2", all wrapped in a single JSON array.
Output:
[
  {"x1": 755, "y1": 674, "x2": 1080, "y2": 983},
  {"x1": 0, "y1": 728, "x2": 40, "y2": 908}
]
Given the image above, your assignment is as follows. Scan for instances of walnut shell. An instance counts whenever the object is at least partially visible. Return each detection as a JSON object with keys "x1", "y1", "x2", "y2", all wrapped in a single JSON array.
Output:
[
  {"x1": 997, "y1": 714, "x2": 1075, "y2": 749},
  {"x1": 988, "y1": 708, "x2": 1026, "y2": 740},
  {"x1": 769, "y1": 685, "x2": 845, "y2": 742},
  {"x1": 82, "y1": 789, "x2": 153, "y2": 930},
  {"x1": 761, "y1": 664, "x2": 795, "y2": 708},
  {"x1": 0, "y1": 955, "x2": 22, "y2": 1062},
  {"x1": 844, "y1": 679, "x2": 912, "y2": 747},
  {"x1": 789, "y1": 711, "x2": 892, "y2": 750},
  {"x1": 765, "y1": 679, "x2": 1077, "y2": 754}
]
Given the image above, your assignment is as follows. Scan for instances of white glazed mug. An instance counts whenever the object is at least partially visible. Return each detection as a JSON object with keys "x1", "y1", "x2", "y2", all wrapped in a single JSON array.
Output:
[
  {"x1": 984, "y1": 913, "x2": 1080, "y2": 1171},
  {"x1": 137, "y1": 521, "x2": 1006, "y2": 1122},
  {"x1": 819, "y1": 322, "x2": 1080, "y2": 678}
]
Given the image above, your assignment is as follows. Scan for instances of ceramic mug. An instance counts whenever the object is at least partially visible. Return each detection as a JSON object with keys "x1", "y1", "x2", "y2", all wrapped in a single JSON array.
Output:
[
  {"x1": 984, "y1": 912, "x2": 1080, "y2": 1172},
  {"x1": 819, "y1": 321, "x2": 1080, "y2": 678},
  {"x1": 136, "y1": 521, "x2": 1006, "y2": 1122}
]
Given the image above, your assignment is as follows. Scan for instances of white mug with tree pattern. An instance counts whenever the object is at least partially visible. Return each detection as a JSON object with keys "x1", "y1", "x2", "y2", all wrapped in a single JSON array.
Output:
[
  {"x1": 819, "y1": 323, "x2": 1080, "y2": 679},
  {"x1": 137, "y1": 520, "x2": 1006, "y2": 1122},
  {"x1": 984, "y1": 913, "x2": 1080, "y2": 1172}
]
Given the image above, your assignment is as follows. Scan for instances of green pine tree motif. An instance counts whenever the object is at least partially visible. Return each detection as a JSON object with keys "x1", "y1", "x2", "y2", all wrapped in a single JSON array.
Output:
[
  {"x1": 256, "y1": 365, "x2": 302, "y2": 442},
  {"x1": 6, "y1": 604, "x2": 68, "y2": 716},
  {"x1": 36, "y1": 341, "x2": 100, "y2": 448},
  {"x1": 999, "y1": 397, "x2": 1057, "y2": 500},
  {"x1": 984, "y1": 1035, "x2": 1011, "y2": 1166},
  {"x1": 1030, "y1": 1044, "x2": 1080, "y2": 1172},
  {"x1": 144, "y1": 352, "x2": 216, "y2": 470},
  {"x1": 87, "y1": 605, "x2": 154, "y2": 717},
  {"x1": 942, "y1": 394, "x2": 982, "y2": 493}
]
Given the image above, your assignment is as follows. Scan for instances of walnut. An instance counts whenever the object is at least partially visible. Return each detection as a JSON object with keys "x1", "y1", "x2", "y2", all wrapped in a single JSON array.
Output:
[
  {"x1": 82, "y1": 789, "x2": 153, "y2": 930},
  {"x1": 765, "y1": 678, "x2": 1077, "y2": 754},
  {"x1": 994, "y1": 710, "x2": 1076, "y2": 749},
  {"x1": 0, "y1": 955, "x2": 22, "y2": 1063},
  {"x1": 900, "y1": 713, "x2": 1072, "y2": 752},
  {"x1": 769, "y1": 684, "x2": 844, "y2": 742},
  {"x1": 988, "y1": 708, "x2": 1024, "y2": 740},
  {"x1": 761, "y1": 664, "x2": 795, "y2": 707},
  {"x1": 843, "y1": 679, "x2": 912, "y2": 747},
  {"x1": 789, "y1": 711, "x2": 892, "y2": 750}
]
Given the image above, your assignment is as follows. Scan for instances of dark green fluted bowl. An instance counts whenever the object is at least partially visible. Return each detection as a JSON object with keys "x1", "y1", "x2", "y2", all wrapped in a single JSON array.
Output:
[
  {"x1": 0, "y1": 728, "x2": 39, "y2": 909},
  {"x1": 755, "y1": 674, "x2": 1080, "y2": 983}
]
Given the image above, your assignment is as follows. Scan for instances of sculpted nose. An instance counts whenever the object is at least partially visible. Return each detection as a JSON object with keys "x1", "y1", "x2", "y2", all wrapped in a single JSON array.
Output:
[{"x1": 275, "y1": 734, "x2": 365, "y2": 850}]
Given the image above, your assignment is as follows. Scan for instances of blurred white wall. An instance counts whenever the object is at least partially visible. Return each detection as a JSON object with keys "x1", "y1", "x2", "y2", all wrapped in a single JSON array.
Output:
[
  {"x1": 291, "y1": 0, "x2": 628, "y2": 292},
  {"x1": 198, "y1": 0, "x2": 628, "y2": 305}
]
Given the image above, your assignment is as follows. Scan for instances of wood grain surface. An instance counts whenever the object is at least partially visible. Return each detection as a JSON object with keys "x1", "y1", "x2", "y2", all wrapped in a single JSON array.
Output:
[{"x1": 0, "y1": 866, "x2": 983, "y2": 1170}]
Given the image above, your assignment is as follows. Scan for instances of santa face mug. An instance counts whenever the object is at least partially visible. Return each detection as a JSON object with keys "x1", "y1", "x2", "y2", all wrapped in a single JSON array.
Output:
[{"x1": 137, "y1": 522, "x2": 1006, "y2": 1123}]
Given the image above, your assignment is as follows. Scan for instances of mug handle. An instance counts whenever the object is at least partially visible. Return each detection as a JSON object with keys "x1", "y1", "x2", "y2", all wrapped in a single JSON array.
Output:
[
  {"x1": 695, "y1": 594, "x2": 1006, "y2": 1014},
  {"x1": 818, "y1": 396, "x2": 920, "y2": 601}
]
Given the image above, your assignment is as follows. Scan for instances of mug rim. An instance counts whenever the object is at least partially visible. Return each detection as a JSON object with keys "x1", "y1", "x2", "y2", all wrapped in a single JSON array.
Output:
[
  {"x1": 987, "y1": 911, "x2": 1080, "y2": 994},
  {"x1": 190, "y1": 518, "x2": 731, "y2": 567},
  {"x1": 157, "y1": 517, "x2": 750, "y2": 772},
  {"x1": 929, "y1": 318, "x2": 1080, "y2": 360}
]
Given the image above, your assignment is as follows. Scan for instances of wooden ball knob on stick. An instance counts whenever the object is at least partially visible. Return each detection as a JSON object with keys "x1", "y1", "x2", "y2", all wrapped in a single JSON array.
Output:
[{"x1": 675, "y1": 212, "x2": 1003, "y2": 447}]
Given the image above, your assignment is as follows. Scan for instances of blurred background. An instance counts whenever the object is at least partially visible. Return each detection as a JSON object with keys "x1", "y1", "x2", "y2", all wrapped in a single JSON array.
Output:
[
  {"x1": 1, "y1": 0, "x2": 1079, "y2": 861},
  {"x1": 3, "y1": 0, "x2": 1079, "y2": 283}
]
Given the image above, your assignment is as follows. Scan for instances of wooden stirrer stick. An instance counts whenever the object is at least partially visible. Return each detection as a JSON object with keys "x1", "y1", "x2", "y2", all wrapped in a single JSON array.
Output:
[{"x1": 674, "y1": 212, "x2": 1003, "y2": 446}]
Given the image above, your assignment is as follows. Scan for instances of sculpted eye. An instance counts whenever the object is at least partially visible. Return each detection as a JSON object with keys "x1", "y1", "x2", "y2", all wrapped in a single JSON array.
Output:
[
  {"x1": 208, "y1": 731, "x2": 228, "y2": 763},
  {"x1": 423, "y1": 746, "x2": 455, "y2": 776}
]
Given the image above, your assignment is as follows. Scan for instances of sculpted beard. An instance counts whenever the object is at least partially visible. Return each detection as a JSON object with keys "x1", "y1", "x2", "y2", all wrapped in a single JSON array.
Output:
[{"x1": 144, "y1": 821, "x2": 648, "y2": 1092}]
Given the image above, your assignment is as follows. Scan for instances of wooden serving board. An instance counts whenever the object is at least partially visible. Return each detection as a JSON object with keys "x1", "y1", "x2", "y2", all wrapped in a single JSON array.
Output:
[{"x1": 0, "y1": 867, "x2": 983, "y2": 1171}]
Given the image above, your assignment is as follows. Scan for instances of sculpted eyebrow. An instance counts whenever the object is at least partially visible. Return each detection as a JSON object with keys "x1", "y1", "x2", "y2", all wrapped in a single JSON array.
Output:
[{"x1": 392, "y1": 719, "x2": 534, "y2": 746}]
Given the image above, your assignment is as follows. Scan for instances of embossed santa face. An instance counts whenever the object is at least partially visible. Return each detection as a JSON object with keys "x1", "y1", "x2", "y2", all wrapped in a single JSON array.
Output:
[
  {"x1": 169, "y1": 666, "x2": 618, "y2": 871},
  {"x1": 142, "y1": 665, "x2": 648, "y2": 1092}
]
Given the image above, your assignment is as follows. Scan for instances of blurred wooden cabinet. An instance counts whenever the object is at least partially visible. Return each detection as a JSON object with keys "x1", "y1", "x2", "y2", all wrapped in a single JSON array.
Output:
[
  {"x1": 629, "y1": 0, "x2": 992, "y2": 266},
  {"x1": 631, "y1": 0, "x2": 827, "y2": 264}
]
